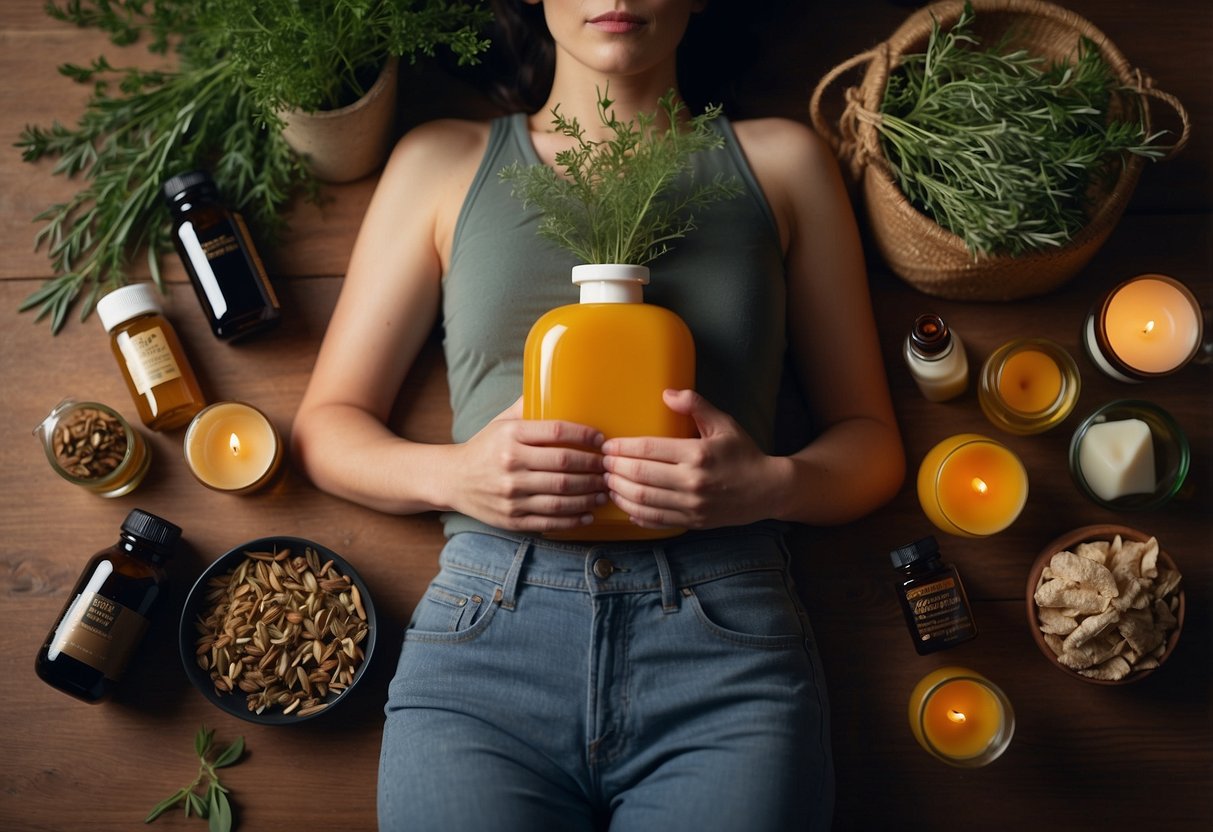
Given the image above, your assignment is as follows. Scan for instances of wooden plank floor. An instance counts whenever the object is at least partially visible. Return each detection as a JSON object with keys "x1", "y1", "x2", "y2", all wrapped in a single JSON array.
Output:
[{"x1": 2, "y1": 2, "x2": 1210, "y2": 830}]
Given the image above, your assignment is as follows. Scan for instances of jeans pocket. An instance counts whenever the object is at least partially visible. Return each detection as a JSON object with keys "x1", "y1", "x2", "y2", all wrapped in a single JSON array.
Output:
[
  {"x1": 406, "y1": 570, "x2": 502, "y2": 643},
  {"x1": 682, "y1": 567, "x2": 806, "y2": 649}
]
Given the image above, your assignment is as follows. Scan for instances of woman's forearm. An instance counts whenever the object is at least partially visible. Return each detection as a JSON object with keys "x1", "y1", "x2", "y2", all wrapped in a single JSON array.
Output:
[
  {"x1": 291, "y1": 402, "x2": 460, "y2": 515},
  {"x1": 773, "y1": 415, "x2": 906, "y2": 526}
]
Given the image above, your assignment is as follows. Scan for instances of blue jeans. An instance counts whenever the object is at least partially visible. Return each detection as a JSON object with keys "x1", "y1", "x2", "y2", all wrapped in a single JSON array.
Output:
[{"x1": 378, "y1": 524, "x2": 833, "y2": 831}]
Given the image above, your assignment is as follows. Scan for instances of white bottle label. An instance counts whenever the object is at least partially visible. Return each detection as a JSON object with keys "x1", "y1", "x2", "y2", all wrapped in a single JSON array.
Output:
[{"x1": 116, "y1": 326, "x2": 183, "y2": 395}]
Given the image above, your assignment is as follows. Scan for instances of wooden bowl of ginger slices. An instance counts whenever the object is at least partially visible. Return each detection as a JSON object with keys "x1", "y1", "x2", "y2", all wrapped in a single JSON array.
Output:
[{"x1": 1026, "y1": 524, "x2": 1184, "y2": 685}]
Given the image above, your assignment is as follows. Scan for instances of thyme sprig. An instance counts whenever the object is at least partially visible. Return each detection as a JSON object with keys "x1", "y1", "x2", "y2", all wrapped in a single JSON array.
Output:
[
  {"x1": 144, "y1": 726, "x2": 245, "y2": 832},
  {"x1": 877, "y1": 2, "x2": 1166, "y2": 257},
  {"x1": 500, "y1": 89, "x2": 742, "y2": 266}
]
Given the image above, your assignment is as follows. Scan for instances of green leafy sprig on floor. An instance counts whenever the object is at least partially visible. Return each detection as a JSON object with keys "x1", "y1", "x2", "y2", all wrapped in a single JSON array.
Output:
[
  {"x1": 876, "y1": 1, "x2": 1166, "y2": 258},
  {"x1": 145, "y1": 726, "x2": 245, "y2": 832},
  {"x1": 500, "y1": 89, "x2": 742, "y2": 266}
]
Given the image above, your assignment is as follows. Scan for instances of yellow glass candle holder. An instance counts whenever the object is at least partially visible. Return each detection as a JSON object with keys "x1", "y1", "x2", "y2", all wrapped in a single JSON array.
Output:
[
  {"x1": 34, "y1": 399, "x2": 151, "y2": 498},
  {"x1": 183, "y1": 402, "x2": 282, "y2": 494},
  {"x1": 917, "y1": 434, "x2": 1028, "y2": 537},
  {"x1": 909, "y1": 667, "x2": 1015, "y2": 767},
  {"x1": 978, "y1": 338, "x2": 1081, "y2": 435}
]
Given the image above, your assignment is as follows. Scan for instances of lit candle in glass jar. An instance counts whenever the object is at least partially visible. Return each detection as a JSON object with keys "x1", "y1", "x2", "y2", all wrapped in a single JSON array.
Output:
[
  {"x1": 184, "y1": 402, "x2": 282, "y2": 493},
  {"x1": 909, "y1": 667, "x2": 1014, "y2": 767},
  {"x1": 978, "y1": 338, "x2": 1081, "y2": 435},
  {"x1": 917, "y1": 434, "x2": 1028, "y2": 537},
  {"x1": 1084, "y1": 274, "x2": 1203, "y2": 382}
]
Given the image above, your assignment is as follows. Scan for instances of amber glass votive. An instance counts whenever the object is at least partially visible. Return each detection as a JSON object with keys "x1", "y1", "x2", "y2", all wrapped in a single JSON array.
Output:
[
  {"x1": 978, "y1": 338, "x2": 1081, "y2": 435},
  {"x1": 34, "y1": 399, "x2": 151, "y2": 497},
  {"x1": 1069, "y1": 400, "x2": 1189, "y2": 511},
  {"x1": 917, "y1": 434, "x2": 1029, "y2": 538},
  {"x1": 909, "y1": 667, "x2": 1015, "y2": 768},
  {"x1": 183, "y1": 402, "x2": 282, "y2": 494}
]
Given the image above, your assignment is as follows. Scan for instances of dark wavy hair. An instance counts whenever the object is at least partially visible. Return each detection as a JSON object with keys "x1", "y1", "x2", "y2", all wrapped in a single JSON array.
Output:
[{"x1": 479, "y1": 0, "x2": 774, "y2": 115}]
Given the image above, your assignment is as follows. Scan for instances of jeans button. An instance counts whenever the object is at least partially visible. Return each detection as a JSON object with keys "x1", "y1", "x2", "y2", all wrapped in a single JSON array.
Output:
[{"x1": 592, "y1": 558, "x2": 614, "y2": 579}]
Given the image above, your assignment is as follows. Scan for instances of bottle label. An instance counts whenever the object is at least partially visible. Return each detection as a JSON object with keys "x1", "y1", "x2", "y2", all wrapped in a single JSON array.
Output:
[
  {"x1": 905, "y1": 577, "x2": 974, "y2": 644},
  {"x1": 116, "y1": 326, "x2": 183, "y2": 395},
  {"x1": 48, "y1": 589, "x2": 150, "y2": 680}
]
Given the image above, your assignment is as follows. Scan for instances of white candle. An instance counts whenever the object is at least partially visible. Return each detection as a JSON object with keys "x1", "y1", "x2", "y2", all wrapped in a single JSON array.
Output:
[
  {"x1": 1078, "y1": 418, "x2": 1156, "y2": 502},
  {"x1": 1085, "y1": 275, "x2": 1202, "y2": 382},
  {"x1": 184, "y1": 402, "x2": 282, "y2": 493}
]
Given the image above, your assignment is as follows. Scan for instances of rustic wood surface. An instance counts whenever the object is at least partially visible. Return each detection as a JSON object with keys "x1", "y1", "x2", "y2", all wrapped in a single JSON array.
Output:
[{"x1": 1, "y1": 2, "x2": 1209, "y2": 830}]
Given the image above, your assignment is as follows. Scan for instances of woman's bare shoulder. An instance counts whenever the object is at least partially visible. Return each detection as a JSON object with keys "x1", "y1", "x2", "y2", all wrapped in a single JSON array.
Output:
[
  {"x1": 729, "y1": 117, "x2": 836, "y2": 178},
  {"x1": 381, "y1": 118, "x2": 494, "y2": 187}
]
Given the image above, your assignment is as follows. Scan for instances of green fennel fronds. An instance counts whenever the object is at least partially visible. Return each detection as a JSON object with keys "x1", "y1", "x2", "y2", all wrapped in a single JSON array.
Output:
[{"x1": 500, "y1": 88, "x2": 742, "y2": 266}]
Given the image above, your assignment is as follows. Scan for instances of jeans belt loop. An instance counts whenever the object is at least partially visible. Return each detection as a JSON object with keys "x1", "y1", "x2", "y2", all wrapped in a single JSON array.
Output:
[
  {"x1": 653, "y1": 546, "x2": 679, "y2": 614},
  {"x1": 500, "y1": 537, "x2": 530, "y2": 610}
]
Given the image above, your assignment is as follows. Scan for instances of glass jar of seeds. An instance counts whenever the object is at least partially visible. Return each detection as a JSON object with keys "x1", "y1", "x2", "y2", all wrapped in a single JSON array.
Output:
[{"x1": 34, "y1": 399, "x2": 152, "y2": 497}]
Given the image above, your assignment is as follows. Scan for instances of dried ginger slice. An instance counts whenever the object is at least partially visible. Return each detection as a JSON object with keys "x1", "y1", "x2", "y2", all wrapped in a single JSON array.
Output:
[{"x1": 1050, "y1": 551, "x2": 1118, "y2": 598}]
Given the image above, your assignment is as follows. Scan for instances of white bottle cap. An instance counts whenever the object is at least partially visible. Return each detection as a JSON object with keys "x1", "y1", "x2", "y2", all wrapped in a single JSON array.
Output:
[
  {"x1": 572, "y1": 264, "x2": 649, "y2": 303},
  {"x1": 96, "y1": 283, "x2": 163, "y2": 332}
]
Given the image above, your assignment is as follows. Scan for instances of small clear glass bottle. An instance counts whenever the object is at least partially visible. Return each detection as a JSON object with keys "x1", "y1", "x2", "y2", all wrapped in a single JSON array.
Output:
[
  {"x1": 163, "y1": 170, "x2": 281, "y2": 341},
  {"x1": 35, "y1": 509, "x2": 181, "y2": 702},
  {"x1": 33, "y1": 398, "x2": 151, "y2": 497},
  {"x1": 96, "y1": 283, "x2": 207, "y2": 431},
  {"x1": 904, "y1": 313, "x2": 969, "y2": 402},
  {"x1": 891, "y1": 535, "x2": 977, "y2": 654}
]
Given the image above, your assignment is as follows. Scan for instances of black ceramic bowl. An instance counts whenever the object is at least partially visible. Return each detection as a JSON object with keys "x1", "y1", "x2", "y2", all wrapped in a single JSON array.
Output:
[{"x1": 179, "y1": 536, "x2": 377, "y2": 724}]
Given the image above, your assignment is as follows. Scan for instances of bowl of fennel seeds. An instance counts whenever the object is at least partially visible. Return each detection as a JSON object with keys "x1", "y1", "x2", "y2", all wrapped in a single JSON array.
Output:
[{"x1": 179, "y1": 537, "x2": 376, "y2": 724}]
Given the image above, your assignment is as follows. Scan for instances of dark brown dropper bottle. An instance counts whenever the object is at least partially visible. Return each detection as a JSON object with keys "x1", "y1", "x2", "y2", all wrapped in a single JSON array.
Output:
[
  {"x1": 164, "y1": 170, "x2": 281, "y2": 341},
  {"x1": 891, "y1": 535, "x2": 977, "y2": 655},
  {"x1": 35, "y1": 509, "x2": 181, "y2": 702}
]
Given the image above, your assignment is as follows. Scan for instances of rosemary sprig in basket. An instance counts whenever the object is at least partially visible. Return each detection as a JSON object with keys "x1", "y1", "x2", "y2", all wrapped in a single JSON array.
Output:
[{"x1": 876, "y1": 2, "x2": 1166, "y2": 258}]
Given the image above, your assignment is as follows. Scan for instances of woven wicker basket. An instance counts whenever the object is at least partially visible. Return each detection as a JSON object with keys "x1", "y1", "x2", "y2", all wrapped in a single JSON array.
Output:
[{"x1": 810, "y1": 0, "x2": 1189, "y2": 301}]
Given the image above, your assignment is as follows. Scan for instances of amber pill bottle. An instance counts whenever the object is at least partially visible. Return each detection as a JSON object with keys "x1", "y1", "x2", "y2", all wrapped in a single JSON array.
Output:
[
  {"x1": 35, "y1": 509, "x2": 181, "y2": 703},
  {"x1": 891, "y1": 535, "x2": 978, "y2": 655},
  {"x1": 96, "y1": 283, "x2": 207, "y2": 431},
  {"x1": 164, "y1": 170, "x2": 281, "y2": 341}
]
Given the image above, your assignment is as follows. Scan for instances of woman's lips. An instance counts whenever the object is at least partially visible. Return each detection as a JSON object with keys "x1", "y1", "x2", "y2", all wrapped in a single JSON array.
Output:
[{"x1": 587, "y1": 11, "x2": 646, "y2": 34}]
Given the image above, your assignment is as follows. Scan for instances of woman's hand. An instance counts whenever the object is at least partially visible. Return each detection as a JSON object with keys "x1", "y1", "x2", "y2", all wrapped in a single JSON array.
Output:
[
  {"x1": 449, "y1": 397, "x2": 609, "y2": 533},
  {"x1": 601, "y1": 389, "x2": 790, "y2": 530}
]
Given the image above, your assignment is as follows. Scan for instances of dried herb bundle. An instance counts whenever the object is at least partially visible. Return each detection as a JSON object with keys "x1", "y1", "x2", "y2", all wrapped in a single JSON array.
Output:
[{"x1": 877, "y1": 2, "x2": 1165, "y2": 257}]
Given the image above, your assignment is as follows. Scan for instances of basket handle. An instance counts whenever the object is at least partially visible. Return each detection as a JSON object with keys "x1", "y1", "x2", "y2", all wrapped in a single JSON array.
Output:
[
  {"x1": 809, "y1": 47, "x2": 888, "y2": 180},
  {"x1": 1132, "y1": 72, "x2": 1191, "y2": 162}
]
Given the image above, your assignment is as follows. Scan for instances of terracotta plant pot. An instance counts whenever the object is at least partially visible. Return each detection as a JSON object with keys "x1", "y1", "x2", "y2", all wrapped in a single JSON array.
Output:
[{"x1": 279, "y1": 56, "x2": 399, "y2": 184}]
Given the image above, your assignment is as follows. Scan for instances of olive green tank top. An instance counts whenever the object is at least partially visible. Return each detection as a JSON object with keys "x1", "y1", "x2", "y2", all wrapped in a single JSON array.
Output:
[{"x1": 441, "y1": 113, "x2": 785, "y2": 536}]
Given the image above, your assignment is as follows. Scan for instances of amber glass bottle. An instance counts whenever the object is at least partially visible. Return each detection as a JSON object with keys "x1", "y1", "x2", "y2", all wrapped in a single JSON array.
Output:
[
  {"x1": 163, "y1": 170, "x2": 281, "y2": 341},
  {"x1": 35, "y1": 509, "x2": 181, "y2": 702},
  {"x1": 96, "y1": 283, "x2": 207, "y2": 431},
  {"x1": 523, "y1": 264, "x2": 695, "y2": 540},
  {"x1": 891, "y1": 535, "x2": 978, "y2": 654}
]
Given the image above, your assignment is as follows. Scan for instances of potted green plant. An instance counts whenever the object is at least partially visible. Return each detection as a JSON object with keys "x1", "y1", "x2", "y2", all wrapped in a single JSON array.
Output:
[
  {"x1": 209, "y1": 0, "x2": 491, "y2": 182},
  {"x1": 18, "y1": 0, "x2": 491, "y2": 332},
  {"x1": 501, "y1": 90, "x2": 741, "y2": 539}
]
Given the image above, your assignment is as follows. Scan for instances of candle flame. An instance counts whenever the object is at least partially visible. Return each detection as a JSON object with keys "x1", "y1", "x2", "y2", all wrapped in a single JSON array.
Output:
[
  {"x1": 1142, "y1": 319, "x2": 1156, "y2": 335},
  {"x1": 229, "y1": 432, "x2": 241, "y2": 456},
  {"x1": 947, "y1": 709, "x2": 967, "y2": 724},
  {"x1": 971, "y1": 477, "x2": 988, "y2": 495}
]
